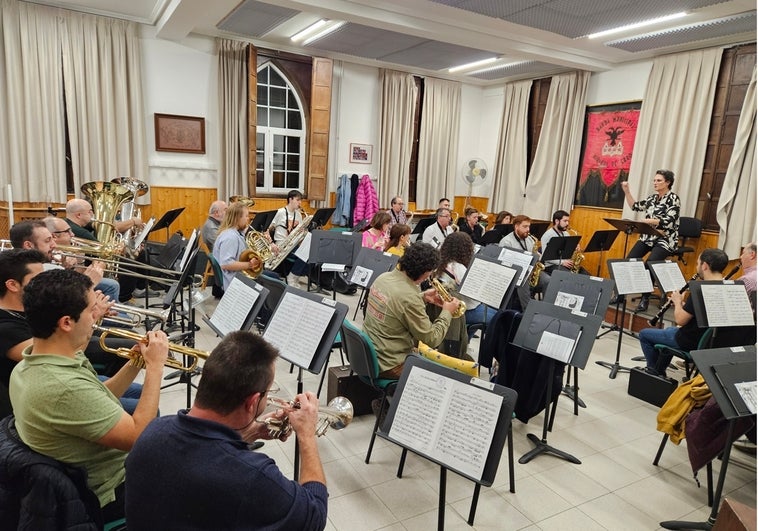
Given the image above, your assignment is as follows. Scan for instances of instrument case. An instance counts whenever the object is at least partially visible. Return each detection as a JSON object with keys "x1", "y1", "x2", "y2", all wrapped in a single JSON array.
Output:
[
  {"x1": 627, "y1": 367, "x2": 678, "y2": 408},
  {"x1": 327, "y1": 365, "x2": 379, "y2": 416}
]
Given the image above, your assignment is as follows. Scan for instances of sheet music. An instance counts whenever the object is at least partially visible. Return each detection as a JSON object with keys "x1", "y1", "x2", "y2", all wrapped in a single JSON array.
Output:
[
  {"x1": 554, "y1": 292, "x2": 585, "y2": 312},
  {"x1": 388, "y1": 366, "x2": 501, "y2": 480},
  {"x1": 209, "y1": 277, "x2": 260, "y2": 336},
  {"x1": 178, "y1": 229, "x2": 197, "y2": 272},
  {"x1": 322, "y1": 263, "x2": 345, "y2": 272},
  {"x1": 735, "y1": 382, "x2": 757, "y2": 414},
  {"x1": 350, "y1": 265, "x2": 373, "y2": 287},
  {"x1": 650, "y1": 261, "x2": 687, "y2": 293},
  {"x1": 497, "y1": 248, "x2": 533, "y2": 285},
  {"x1": 262, "y1": 292, "x2": 336, "y2": 368},
  {"x1": 610, "y1": 260, "x2": 653, "y2": 294},
  {"x1": 294, "y1": 232, "x2": 312, "y2": 263},
  {"x1": 459, "y1": 258, "x2": 516, "y2": 308},
  {"x1": 700, "y1": 284, "x2": 755, "y2": 327},
  {"x1": 536, "y1": 331, "x2": 576, "y2": 363},
  {"x1": 132, "y1": 217, "x2": 155, "y2": 249}
]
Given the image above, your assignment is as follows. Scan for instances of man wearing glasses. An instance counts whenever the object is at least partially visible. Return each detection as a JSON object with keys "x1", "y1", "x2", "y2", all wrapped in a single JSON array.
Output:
[
  {"x1": 125, "y1": 331, "x2": 328, "y2": 530},
  {"x1": 422, "y1": 207, "x2": 454, "y2": 248},
  {"x1": 388, "y1": 196, "x2": 408, "y2": 227}
]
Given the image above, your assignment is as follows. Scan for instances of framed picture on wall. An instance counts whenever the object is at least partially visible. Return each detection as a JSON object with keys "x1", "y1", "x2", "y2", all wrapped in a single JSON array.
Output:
[
  {"x1": 574, "y1": 101, "x2": 642, "y2": 209},
  {"x1": 155, "y1": 113, "x2": 206, "y2": 154},
  {"x1": 349, "y1": 143, "x2": 373, "y2": 164}
]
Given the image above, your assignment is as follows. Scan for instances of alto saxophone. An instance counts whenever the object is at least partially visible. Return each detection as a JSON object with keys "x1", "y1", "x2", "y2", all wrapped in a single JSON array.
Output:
[
  {"x1": 567, "y1": 229, "x2": 585, "y2": 274},
  {"x1": 430, "y1": 277, "x2": 466, "y2": 318},
  {"x1": 527, "y1": 234, "x2": 543, "y2": 287}
]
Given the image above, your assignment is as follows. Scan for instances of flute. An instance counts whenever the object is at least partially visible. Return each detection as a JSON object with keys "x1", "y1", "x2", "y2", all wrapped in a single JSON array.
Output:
[{"x1": 648, "y1": 273, "x2": 699, "y2": 326}]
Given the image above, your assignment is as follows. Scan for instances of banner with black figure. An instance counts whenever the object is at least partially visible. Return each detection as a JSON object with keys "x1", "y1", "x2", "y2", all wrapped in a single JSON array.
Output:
[
  {"x1": 459, "y1": 254, "x2": 521, "y2": 310},
  {"x1": 261, "y1": 287, "x2": 348, "y2": 374},
  {"x1": 203, "y1": 275, "x2": 270, "y2": 337}
]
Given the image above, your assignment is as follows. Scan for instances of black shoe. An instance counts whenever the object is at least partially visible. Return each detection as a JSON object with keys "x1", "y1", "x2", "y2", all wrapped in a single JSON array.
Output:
[
  {"x1": 609, "y1": 295, "x2": 621, "y2": 305},
  {"x1": 635, "y1": 296, "x2": 649, "y2": 313}
]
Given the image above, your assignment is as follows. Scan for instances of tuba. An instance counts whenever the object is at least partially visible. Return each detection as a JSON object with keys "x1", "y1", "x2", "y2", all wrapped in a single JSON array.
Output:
[
  {"x1": 229, "y1": 195, "x2": 256, "y2": 208},
  {"x1": 259, "y1": 396, "x2": 353, "y2": 439},
  {"x1": 81, "y1": 181, "x2": 134, "y2": 245},
  {"x1": 239, "y1": 230, "x2": 274, "y2": 278},
  {"x1": 567, "y1": 229, "x2": 585, "y2": 274},
  {"x1": 430, "y1": 277, "x2": 466, "y2": 318},
  {"x1": 111, "y1": 177, "x2": 149, "y2": 255}
]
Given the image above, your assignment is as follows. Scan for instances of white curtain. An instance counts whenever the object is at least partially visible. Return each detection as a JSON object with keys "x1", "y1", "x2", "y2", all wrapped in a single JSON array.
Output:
[
  {"x1": 217, "y1": 38, "x2": 249, "y2": 200},
  {"x1": 717, "y1": 66, "x2": 756, "y2": 256},
  {"x1": 61, "y1": 11, "x2": 147, "y2": 193},
  {"x1": 624, "y1": 48, "x2": 722, "y2": 219},
  {"x1": 416, "y1": 77, "x2": 461, "y2": 210},
  {"x1": 0, "y1": 0, "x2": 66, "y2": 202},
  {"x1": 523, "y1": 71, "x2": 589, "y2": 219},
  {"x1": 378, "y1": 69, "x2": 417, "y2": 207},
  {"x1": 492, "y1": 79, "x2": 532, "y2": 213}
]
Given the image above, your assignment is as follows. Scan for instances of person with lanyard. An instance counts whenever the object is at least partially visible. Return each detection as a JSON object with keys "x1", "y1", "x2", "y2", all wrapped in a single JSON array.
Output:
[
  {"x1": 387, "y1": 196, "x2": 408, "y2": 227},
  {"x1": 458, "y1": 207, "x2": 484, "y2": 245},
  {"x1": 539, "y1": 209, "x2": 587, "y2": 274},
  {"x1": 499, "y1": 214, "x2": 551, "y2": 310},
  {"x1": 617, "y1": 170, "x2": 681, "y2": 312},
  {"x1": 270, "y1": 189, "x2": 310, "y2": 285},
  {"x1": 422, "y1": 207, "x2": 454, "y2": 248}
]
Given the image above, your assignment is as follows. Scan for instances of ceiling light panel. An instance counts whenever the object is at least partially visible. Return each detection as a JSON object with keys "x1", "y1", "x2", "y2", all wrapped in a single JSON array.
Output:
[
  {"x1": 469, "y1": 60, "x2": 560, "y2": 80},
  {"x1": 429, "y1": 0, "x2": 732, "y2": 39},
  {"x1": 218, "y1": 0, "x2": 300, "y2": 38},
  {"x1": 607, "y1": 11, "x2": 756, "y2": 53},
  {"x1": 302, "y1": 23, "x2": 427, "y2": 58}
]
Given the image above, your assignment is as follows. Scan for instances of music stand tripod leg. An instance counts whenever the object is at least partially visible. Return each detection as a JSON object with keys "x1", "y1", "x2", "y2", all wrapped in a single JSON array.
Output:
[{"x1": 595, "y1": 300, "x2": 632, "y2": 379}]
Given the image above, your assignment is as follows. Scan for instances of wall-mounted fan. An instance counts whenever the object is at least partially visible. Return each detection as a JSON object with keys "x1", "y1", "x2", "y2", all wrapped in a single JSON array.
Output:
[{"x1": 461, "y1": 158, "x2": 489, "y2": 206}]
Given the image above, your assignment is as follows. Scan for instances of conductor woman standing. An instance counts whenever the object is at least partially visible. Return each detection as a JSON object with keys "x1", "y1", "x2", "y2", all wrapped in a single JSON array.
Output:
[{"x1": 619, "y1": 170, "x2": 681, "y2": 312}]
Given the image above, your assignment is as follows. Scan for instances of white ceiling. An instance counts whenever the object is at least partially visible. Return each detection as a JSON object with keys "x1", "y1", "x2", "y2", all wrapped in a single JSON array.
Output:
[{"x1": 23, "y1": 0, "x2": 757, "y2": 84}]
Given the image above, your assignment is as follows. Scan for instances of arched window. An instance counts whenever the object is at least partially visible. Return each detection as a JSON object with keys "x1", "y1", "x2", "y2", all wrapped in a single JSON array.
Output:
[{"x1": 255, "y1": 62, "x2": 306, "y2": 194}]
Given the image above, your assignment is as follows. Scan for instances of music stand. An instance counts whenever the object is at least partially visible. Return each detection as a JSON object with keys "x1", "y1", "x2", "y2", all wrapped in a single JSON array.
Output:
[
  {"x1": 307, "y1": 230, "x2": 362, "y2": 297},
  {"x1": 479, "y1": 224, "x2": 513, "y2": 245},
  {"x1": 511, "y1": 301, "x2": 603, "y2": 464},
  {"x1": 201, "y1": 275, "x2": 270, "y2": 338},
  {"x1": 529, "y1": 221, "x2": 550, "y2": 240},
  {"x1": 248, "y1": 210, "x2": 277, "y2": 233},
  {"x1": 347, "y1": 247, "x2": 399, "y2": 320},
  {"x1": 149, "y1": 207, "x2": 185, "y2": 241},
  {"x1": 660, "y1": 346, "x2": 757, "y2": 530},
  {"x1": 309, "y1": 208, "x2": 336, "y2": 229},
  {"x1": 411, "y1": 217, "x2": 436, "y2": 242},
  {"x1": 582, "y1": 229, "x2": 619, "y2": 277},
  {"x1": 541, "y1": 235, "x2": 581, "y2": 266}
]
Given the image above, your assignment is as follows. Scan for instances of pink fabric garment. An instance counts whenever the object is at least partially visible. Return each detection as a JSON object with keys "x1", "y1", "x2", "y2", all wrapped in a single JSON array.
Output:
[{"x1": 353, "y1": 175, "x2": 379, "y2": 225}]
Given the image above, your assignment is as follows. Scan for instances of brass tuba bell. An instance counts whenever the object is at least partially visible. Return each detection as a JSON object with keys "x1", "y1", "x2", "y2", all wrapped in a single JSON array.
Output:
[{"x1": 80, "y1": 181, "x2": 135, "y2": 244}]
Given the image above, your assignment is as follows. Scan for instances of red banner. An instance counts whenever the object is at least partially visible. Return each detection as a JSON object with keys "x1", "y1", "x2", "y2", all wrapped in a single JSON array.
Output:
[{"x1": 579, "y1": 108, "x2": 640, "y2": 187}]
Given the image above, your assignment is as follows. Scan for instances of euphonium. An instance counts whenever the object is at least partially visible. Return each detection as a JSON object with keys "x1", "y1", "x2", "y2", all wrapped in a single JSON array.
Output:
[
  {"x1": 229, "y1": 195, "x2": 256, "y2": 207},
  {"x1": 93, "y1": 325, "x2": 209, "y2": 372},
  {"x1": 264, "y1": 214, "x2": 313, "y2": 272},
  {"x1": 239, "y1": 230, "x2": 274, "y2": 278},
  {"x1": 260, "y1": 396, "x2": 353, "y2": 438},
  {"x1": 567, "y1": 229, "x2": 585, "y2": 274},
  {"x1": 430, "y1": 277, "x2": 466, "y2": 318}
]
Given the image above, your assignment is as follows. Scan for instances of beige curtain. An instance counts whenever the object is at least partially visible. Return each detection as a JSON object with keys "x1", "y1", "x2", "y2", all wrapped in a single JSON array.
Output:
[
  {"x1": 61, "y1": 12, "x2": 147, "y2": 192},
  {"x1": 0, "y1": 0, "x2": 66, "y2": 202},
  {"x1": 217, "y1": 39, "x2": 249, "y2": 200},
  {"x1": 378, "y1": 69, "x2": 417, "y2": 207},
  {"x1": 492, "y1": 80, "x2": 532, "y2": 213},
  {"x1": 523, "y1": 71, "x2": 589, "y2": 219},
  {"x1": 624, "y1": 48, "x2": 722, "y2": 219},
  {"x1": 416, "y1": 77, "x2": 461, "y2": 210},
  {"x1": 717, "y1": 66, "x2": 756, "y2": 256}
]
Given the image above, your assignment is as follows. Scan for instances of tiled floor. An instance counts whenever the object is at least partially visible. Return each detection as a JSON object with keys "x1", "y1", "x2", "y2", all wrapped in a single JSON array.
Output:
[{"x1": 141, "y1": 286, "x2": 756, "y2": 530}]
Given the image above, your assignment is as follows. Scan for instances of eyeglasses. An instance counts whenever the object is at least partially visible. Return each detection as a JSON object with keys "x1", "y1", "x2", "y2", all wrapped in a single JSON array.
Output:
[
  {"x1": 53, "y1": 228, "x2": 73, "y2": 235},
  {"x1": 264, "y1": 384, "x2": 280, "y2": 396}
]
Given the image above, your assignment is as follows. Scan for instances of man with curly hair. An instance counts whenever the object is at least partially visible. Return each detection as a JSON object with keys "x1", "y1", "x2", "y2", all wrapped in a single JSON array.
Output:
[{"x1": 363, "y1": 242, "x2": 459, "y2": 379}]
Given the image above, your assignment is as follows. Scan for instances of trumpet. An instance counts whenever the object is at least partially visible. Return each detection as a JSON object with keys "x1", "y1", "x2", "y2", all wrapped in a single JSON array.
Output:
[
  {"x1": 93, "y1": 325, "x2": 209, "y2": 372},
  {"x1": 259, "y1": 396, "x2": 353, "y2": 439},
  {"x1": 430, "y1": 277, "x2": 466, "y2": 318}
]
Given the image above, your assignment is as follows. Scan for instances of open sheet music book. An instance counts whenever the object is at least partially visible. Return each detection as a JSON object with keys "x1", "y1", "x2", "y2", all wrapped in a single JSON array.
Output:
[
  {"x1": 208, "y1": 276, "x2": 262, "y2": 336},
  {"x1": 649, "y1": 261, "x2": 687, "y2": 294},
  {"x1": 459, "y1": 256, "x2": 517, "y2": 309},
  {"x1": 699, "y1": 283, "x2": 755, "y2": 327},
  {"x1": 608, "y1": 259, "x2": 653, "y2": 295},
  {"x1": 388, "y1": 365, "x2": 502, "y2": 480},
  {"x1": 496, "y1": 247, "x2": 533, "y2": 286}
]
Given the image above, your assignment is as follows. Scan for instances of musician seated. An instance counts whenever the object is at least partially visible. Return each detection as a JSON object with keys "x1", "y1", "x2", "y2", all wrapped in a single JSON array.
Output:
[
  {"x1": 125, "y1": 331, "x2": 327, "y2": 531},
  {"x1": 201, "y1": 200, "x2": 228, "y2": 251},
  {"x1": 499, "y1": 215, "x2": 551, "y2": 310},
  {"x1": 458, "y1": 207, "x2": 484, "y2": 245},
  {"x1": 363, "y1": 242, "x2": 459, "y2": 380},
  {"x1": 739, "y1": 242, "x2": 756, "y2": 302},
  {"x1": 421, "y1": 208, "x2": 454, "y2": 248},
  {"x1": 9, "y1": 269, "x2": 168, "y2": 521},
  {"x1": 493, "y1": 211, "x2": 513, "y2": 225},
  {"x1": 361, "y1": 211, "x2": 391, "y2": 250},
  {"x1": 540, "y1": 210, "x2": 588, "y2": 275},
  {"x1": 271, "y1": 189, "x2": 310, "y2": 286},
  {"x1": 387, "y1": 196, "x2": 409, "y2": 227},
  {"x1": 637, "y1": 249, "x2": 753, "y2": 377},
  {"x1": 384, "y1": 223, "x2": 412, "y2": 256}
]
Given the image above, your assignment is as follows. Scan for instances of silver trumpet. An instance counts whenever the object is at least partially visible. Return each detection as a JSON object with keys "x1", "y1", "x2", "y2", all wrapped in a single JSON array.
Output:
[{"x1": 260, "y1": 396, "x2": 353, "y2": 438}]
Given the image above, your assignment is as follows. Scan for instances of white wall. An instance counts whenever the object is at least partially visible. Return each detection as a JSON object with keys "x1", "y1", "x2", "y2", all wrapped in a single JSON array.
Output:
[{"x1": 586, "y1": 60, "x2": 652, "y2": 105}]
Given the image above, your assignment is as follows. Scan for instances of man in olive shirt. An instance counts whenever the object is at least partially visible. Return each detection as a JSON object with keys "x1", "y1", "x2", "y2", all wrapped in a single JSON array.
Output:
[{"x1": 363, "y1": 242, "x2": 459, "y2": 379}]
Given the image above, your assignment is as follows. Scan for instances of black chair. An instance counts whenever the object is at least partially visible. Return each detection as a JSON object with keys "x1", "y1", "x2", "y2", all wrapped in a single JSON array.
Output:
[{"x1": 670, "y1": 217, "x2": 702, "y2": 265}]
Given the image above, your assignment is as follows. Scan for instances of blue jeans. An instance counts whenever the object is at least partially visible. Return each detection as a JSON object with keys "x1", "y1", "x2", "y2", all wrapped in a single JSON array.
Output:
[
  {"x1": 96, "y1": 277, "x2": 121, "y2": 303},
  {"x1": 464, "y1": 304, "x2": 495, "y2": 338},
  {"x1": 639, "y1": 326, "x2": 679, "y2": 372},
  {"x1": 97, "y1": 375, "x2": 142, "y2": 414}
]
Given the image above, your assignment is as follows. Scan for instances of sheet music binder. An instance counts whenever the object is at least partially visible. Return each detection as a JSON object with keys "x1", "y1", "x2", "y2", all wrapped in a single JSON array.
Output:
[
  {"x1": 378, "y1": 355, "x2": 516, "y2": 485},
  {"x1": 458, "y1": 254, "x2": 522, "y2": 310},
  {"x1": 202, "y1": 274, "x2": 270, "y2": 338},
  {"x1": 688, "y1": 280, "x2": 756, "y2": 328}
]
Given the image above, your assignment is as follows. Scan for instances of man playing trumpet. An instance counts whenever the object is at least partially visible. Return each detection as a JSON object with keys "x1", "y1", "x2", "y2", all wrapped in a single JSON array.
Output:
[{"x1": 125, "y1": 330, "x2": 328, "y2": 530}]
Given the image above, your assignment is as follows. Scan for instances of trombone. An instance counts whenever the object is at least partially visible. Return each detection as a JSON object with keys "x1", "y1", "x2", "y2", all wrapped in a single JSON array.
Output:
[
  {"x1": 102, "y1": 303, "x2": 172, "y2": 327},
  {"x1": 93, "y1": 325, "x2": 209, "y2": 372}
]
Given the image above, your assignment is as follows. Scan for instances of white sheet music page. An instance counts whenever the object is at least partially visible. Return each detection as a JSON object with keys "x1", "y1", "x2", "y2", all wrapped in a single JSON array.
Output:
[
  {"x1": 262, "y1": 292, "x2": 336, "y2": 368},
  {"x1": 388, "y1": 366, "x2": 501, "y2": 480},
  {"x1": 536, "y1": 331, "x2": 576, "y2": 363},
  {"x1": 650, "y1": 261, "x2": 687, "y2": 293},
  {"x1": 735, "y1": 382, "x2": 757, "y2": 414},
  {"x1": 459, "y1": 258, "x2": 515, "y2": 308},
  {"x1": 611, "y1": 260, "x2": 653, "y2": 295},
  {"x1": 700, "y1": 284, "x2": 755, "y2": 327},
  {"x1": 132, "y1": 217, "x2": 155, "y2": 249},
  {"x1": 497, "y1": 248, "x2": 533, "y2": 285},
  {"x1": 350, "y1": 265, "x2": 372, "y2": 287},
  {"x1": 293, "y1": 232, "x2": 312, "y2": 263},
  {"x1": 209, "y1": 277, "x2": 261, "y2": 336}
]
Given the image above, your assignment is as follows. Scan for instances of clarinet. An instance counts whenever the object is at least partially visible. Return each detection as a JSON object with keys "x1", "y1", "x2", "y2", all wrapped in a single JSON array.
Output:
[
  {"x1": 724, "y1": 262, "x2": 741, "y2": 280},
  {"x1": 648, "y1": 273, "x2": 699, "y2": 326}
]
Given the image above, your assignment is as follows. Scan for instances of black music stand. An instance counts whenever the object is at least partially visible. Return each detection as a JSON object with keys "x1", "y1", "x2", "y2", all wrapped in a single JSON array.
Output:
[
  {"x1": 660, "y1": 346, "x2": 756, "y2": 530},
  {"x1": 480, "y1": 224, "x2": 513, "y2": 245},
  {"x1": 411, "y1": 217, "x2": 436, "y2": 242},
  {"x1": 512, "y1": 301, "x2": 603, "y2": 464},
  {"x1": 529, "y1": 222, "x2": 550, "y2": 239},
  {"x1": 583, "y1": 229, "x2": 619, "y2": 277},
  {"x1": 149, "y1": 207, "x2": 185, "y2": 242},
  {"x1": 347, "y1": 247, "x2": 399, "y2": 320},
  {"x1": 201, "y1": 275, "x2": 269, "y2": 338},
  {"x1": 249, "y1": 210, "x2": 277, "y2": 232},
  {"x1": 307, "y1": 230, "x2": 362, "y2": 298},
  {"x1": 541, "y1": 235, "x2": 581, "y2": 267},
  {"x1": 309, "y1": 208, "x2": 336, "y2": 229}
]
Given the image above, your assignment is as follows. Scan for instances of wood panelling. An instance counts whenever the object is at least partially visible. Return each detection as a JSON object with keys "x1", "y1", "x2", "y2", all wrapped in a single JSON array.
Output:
[
  {"x1": 307, "y1": 57, "x2": 332, "y2": 201},
  {"x1": 139, "y1": 187, "x2": 217, "y2": 242},
  {"x1": 248, "y1": 46, "x2": 258, "y2": 195}
]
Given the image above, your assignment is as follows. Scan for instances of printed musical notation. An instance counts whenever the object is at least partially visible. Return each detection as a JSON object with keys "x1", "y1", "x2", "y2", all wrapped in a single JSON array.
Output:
[
  {"x1": 735, "y1": 382, "x2": 757, "y2": 415},
  {"x1": 209, "y1": 277, "x2": 260, "y2": 336},
  {"x1": 460, "y1": 258, "x2": 516, "y2": 309},
  {"x1": 262, "y1": 292, "x2": 336, "y2": 368},
  {"x1": 497, "y1": 248, "x2": 533, "y2": 286},
  {"x1": 650, "y1": 261, "x2": 687, "y2": 294},
  {"x1": 700, "y1": 284, "x2": 755, "y2": 327},
  {"x1": 610, "y1": 260, "x2": 653, "y2": 295},
  {"x1": 388, "y1": 366, "x2": 502, "y2": 480}
]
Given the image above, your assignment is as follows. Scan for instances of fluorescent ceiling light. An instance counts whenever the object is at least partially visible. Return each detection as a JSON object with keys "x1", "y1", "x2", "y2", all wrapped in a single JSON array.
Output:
[
  {"x1": 448, "y1": 57, "x2": 498, "y2": 73},
  {"x1": 291, "y1": 19, "x2": 327, "y2": 42},
  {"x1": 302, "y1": 21, "x2": 345, "y2": 45},
  {"x1": 587, "y1": 12, "x2": 687, "y2": 39},
  {"x1": 468, "y1": 61, "x2": 528, "y2": 76}
]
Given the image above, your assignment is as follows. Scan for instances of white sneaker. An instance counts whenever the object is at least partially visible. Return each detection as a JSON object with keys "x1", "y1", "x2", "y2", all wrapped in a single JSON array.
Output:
[{"x1": 286, "y1": 273, "x2": 299, "y2": 286}]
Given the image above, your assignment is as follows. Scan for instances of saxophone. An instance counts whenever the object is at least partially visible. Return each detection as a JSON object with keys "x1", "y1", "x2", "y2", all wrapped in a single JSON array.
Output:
[
  {"x1": 527, "y1": 234, "x2": 543, "y2": 287},
  {"x1": 264, "y1": 214, "x2": 313, "y2": 272},
  {"x1": 567, "y1": 229, "x2": 585, "y2": 274}
]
